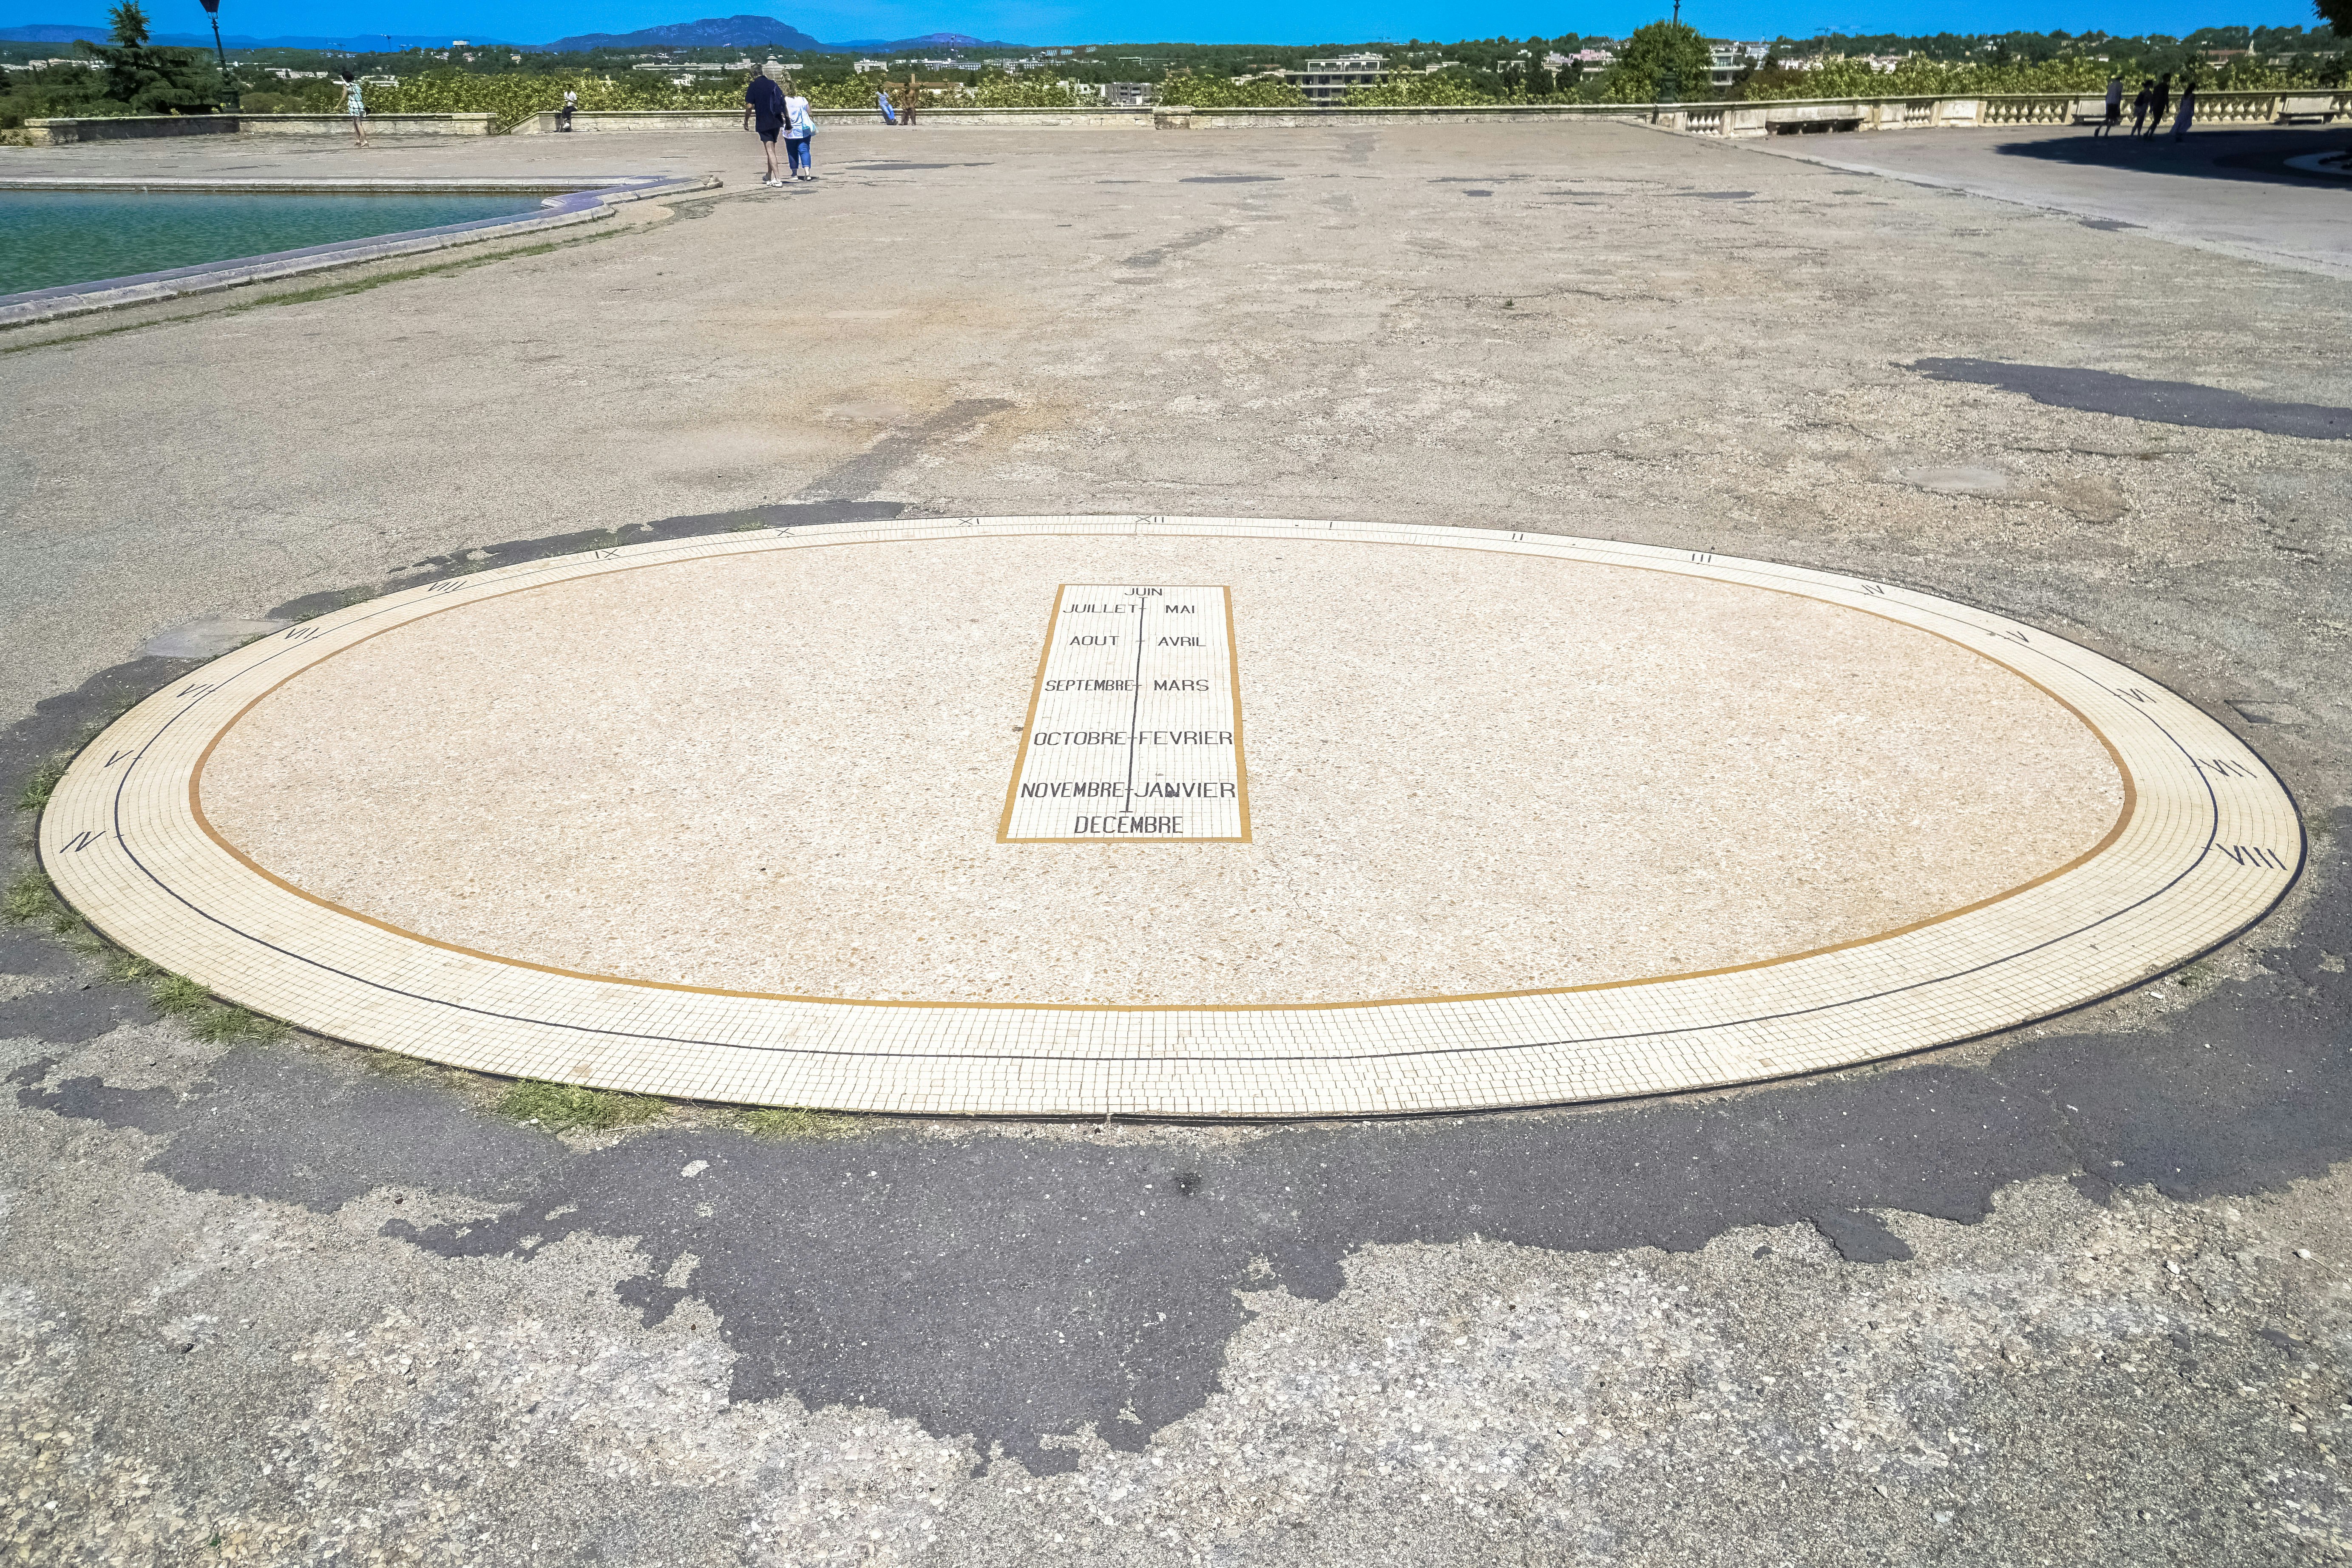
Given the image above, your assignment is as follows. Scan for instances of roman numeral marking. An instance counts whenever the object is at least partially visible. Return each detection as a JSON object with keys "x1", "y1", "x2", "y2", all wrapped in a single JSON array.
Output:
[
  {"x1": 104, "y1": 749, "x2": 133, "y2": 768},
  {"x1": 283, "y1": 625, "x2": 320, "y2": 643},
  {"x1": 2214, "y1": 844, "x2": 2290, "y2": 871},
  {"x1": 61, "y1": 830, "x2": 107, "y2": 853},
  {"x1": 2196, "y1": 757, "x2": 2257, "y2": 779},
  {"x1": 175, "y1": 682, "x2": 217, "y2": 699},
  {"x1": 2113, "y1": 686, "x2": 2153, "y2": 704}
]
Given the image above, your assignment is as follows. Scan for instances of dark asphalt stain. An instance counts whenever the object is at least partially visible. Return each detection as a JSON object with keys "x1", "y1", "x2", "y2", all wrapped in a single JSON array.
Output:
[
  {"x1": 0, "y1": 984, "x2": 155, "y2": 1042},
  {"x1": 1683, "y1": 190, "x2": 1755, "y2": 200},
  {"x1": 5, "y1": 513, "x2": 2347, "y2": 1478},
  {"x1": 1121, "y1": 226, "x2": 1228, "y2": 268},
  {"x1": 0, "y1": 933, "x2": 78, "y2": 978},
  {"x1": 2080, "y1": 216, "x2": 2140, "y2": 231},
  {"x1": 1180, "y1": 175, "x2": 1281, "y2": 184},
  {"x1": 1463, "y1": 190, "x2": 1493, "y2": 197},
  {"x1": 796, "y1": 400, "x2": 1015, "y2": 501},
  {"x1": 1810, "y1": 1208, "x2": 1916, "y2": 1262},
  {"x1": 261, "y1": 499, "x2": 908, "y2": 626},
  {"x1": 847, "y1": 162, "x2": 995, "y2": 171},
  {"x1": 1909, "y1": 358, "x2": 2352, "y2": 440}
]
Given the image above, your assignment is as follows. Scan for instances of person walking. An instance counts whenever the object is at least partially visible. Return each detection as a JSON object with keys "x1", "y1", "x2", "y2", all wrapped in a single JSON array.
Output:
[
  {"x1": 339, "y1": 70, "x2": 369, "y2": 147},
  {"x1": 2128, "y1": 78, "x2": 2153, "y2": 137},
  {"x1": 2095, "y1": 74, "x2": 2122, "y2": 136},
  {"x1": 2172, "y1": 79, "x2": 2198, "y2": 141},
  {"x1": 784, "y1": 83, "x2": 816, "y2": 181},
  {"x1": 2145, "y1": 74, "x2": 2171, "y2": 139},
  {"x1": 742, "y1": 61, "x2": 788, "y2": 187}
]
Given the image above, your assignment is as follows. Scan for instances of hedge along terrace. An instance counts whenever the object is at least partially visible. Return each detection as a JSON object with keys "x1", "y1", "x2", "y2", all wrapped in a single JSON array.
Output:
[
  {"x1": 1163, "y1": 20, "x2": 2346, "y2": 108},
  {"x1": 242, "y1": 67, "x2": 1094, "y2": 129}
]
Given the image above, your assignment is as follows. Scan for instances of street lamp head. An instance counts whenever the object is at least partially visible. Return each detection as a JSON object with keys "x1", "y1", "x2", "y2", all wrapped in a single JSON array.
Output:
[{"x1": 198, "y1": 0, "x2": 219, "y2": 11}]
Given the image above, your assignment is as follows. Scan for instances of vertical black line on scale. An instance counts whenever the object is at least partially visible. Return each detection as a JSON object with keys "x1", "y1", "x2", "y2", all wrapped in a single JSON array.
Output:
[{"x1": 1124, "y1": 597, "x2": 1150, "y2": 811}]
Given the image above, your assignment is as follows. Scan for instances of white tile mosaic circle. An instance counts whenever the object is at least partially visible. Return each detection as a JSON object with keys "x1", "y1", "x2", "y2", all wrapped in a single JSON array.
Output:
[{"x1": 41, "y1": 516, "x2": 2302, "y2": 1117}]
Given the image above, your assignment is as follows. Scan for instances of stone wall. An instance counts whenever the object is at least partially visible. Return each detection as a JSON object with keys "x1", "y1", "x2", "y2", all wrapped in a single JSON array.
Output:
[
  {"x1": 25, "y1": 113, "x2": 497, "y2": 146},
  {"x1": 26, "y1": 92, "x2": 2345, "y2": 147},
  {"x1": 509, "y1": 106, "x2": 1157, "y2": 133},
  {"x1": 25, "y1": 114, "x2": 239, "y2": 145}
]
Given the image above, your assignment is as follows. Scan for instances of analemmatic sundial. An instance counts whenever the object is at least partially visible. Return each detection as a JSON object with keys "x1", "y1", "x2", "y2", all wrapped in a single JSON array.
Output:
[{"x1": 43, "y1": 516, "x2": 2301, "y2": 1117}]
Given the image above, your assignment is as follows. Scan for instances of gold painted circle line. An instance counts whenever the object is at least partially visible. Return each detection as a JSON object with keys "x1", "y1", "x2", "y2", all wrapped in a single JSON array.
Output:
[{"x1": 181, "y1": 525, "x2": 2138, "y2": 1015}]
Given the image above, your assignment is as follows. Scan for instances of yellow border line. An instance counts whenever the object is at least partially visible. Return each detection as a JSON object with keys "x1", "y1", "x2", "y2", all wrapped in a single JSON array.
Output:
[
  {"x1": 180, "y1": 527, "x2": 2140, "y2": 1015},
  {"x1": 994, "y1": 582, "x2": 1068, "y2": 842}
]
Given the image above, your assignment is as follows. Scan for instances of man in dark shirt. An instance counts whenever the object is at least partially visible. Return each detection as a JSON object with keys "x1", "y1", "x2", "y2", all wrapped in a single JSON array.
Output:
[{"x1": 743, "y1": 64, "x2": 788, "y2": 187}]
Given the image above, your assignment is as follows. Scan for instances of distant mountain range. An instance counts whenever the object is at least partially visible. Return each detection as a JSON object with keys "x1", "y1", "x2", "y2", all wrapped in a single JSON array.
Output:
[
  {"x1": 2, "y1": 15, "x2": 1024, "y2": 54},
  {"x1": 536, "y1": 14, "x2": 826, "y2": 52},
  {"x1": 537, "y1": 17, "x2": 1023, "y2": 53}
]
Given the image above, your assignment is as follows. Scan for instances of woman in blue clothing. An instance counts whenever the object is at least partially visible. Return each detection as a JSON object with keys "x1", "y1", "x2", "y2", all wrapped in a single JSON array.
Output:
[
  {"x1": 742, "y1": 62, "x2": 788, "y2": 187},
  {"x1": 784, "y1": 86, "x2": 817, "y2": 181}
]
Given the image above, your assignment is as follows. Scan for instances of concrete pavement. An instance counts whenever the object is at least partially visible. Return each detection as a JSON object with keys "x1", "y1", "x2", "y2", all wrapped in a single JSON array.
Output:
[
  {"x1": 1740, "y1": 121, "x2": 2352, "y2": 277},
  {"x1": 3, "y1": 121, "x2": 2350, "y2": 1564}
]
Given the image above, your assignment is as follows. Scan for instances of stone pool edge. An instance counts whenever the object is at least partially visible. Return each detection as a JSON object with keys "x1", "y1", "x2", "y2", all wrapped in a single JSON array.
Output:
[{"x1": 0, "y1": 174, "x2": 719, "y2": 327}]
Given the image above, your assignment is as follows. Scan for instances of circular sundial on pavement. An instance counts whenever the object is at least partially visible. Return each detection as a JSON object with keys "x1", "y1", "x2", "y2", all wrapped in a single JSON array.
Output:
[{"x1": 44, "y1": 516, "x2": 2300, "y2": 1117}]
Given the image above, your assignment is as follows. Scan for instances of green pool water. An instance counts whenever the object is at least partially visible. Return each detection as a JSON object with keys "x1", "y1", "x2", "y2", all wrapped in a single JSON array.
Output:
[{"x1": 0, "y1": 189, "x2": 552, "y2": 295}]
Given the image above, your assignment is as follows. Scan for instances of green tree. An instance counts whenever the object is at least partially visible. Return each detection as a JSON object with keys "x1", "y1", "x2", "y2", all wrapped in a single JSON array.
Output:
[
  {"x1": 76, "y1": 0, "x2": 220, "y2": 115},
  {"x1": 1158, "y1": 68, "x2": 1307, "y2": 107},
  {"x1": 2319, "y1": 0, "x2": 2352, "y2": 39},
  {"x1": 1596, "y1": 20, "x2": 1714, "y2": 102},
  {"x1": 972, "y1": 70, "x2": 1082, "y2": 107},
  {"x1": 1343, "y1": 68, "x2": 1497, "y2": 105},
  {"x1": 0, "y1": 59, "x2": 119, "y2": 128}
]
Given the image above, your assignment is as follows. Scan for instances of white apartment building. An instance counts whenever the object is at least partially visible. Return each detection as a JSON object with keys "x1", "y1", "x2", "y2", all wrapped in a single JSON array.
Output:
[
  {"x1": 1708, "y1": 40, "x2": 1771, "y2": 88},
  {"x1": 1291, "y1": 53, "x2": 1387, "y2": 102}
]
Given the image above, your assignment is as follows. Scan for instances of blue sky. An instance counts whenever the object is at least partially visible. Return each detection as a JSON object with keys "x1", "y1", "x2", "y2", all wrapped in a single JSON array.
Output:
[{"x1": 6, "y1": 0, "x2": 2326, "y2": 44}]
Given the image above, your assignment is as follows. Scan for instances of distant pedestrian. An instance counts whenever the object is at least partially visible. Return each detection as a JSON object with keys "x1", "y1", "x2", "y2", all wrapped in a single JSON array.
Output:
[
  {"x1": 2128, "y1": 79, "x2": 2153, "y2": 137},
  {"x1": 2095, "y1": 74, "x2": 2122, "y2": 136},
  {"x1": 2172, "y1": 80, "x2": 2197, "y2": 140},
  {"x1": 743, "y1": 61, "x2": 787, "y2": 186},
  {"x1": 339, "y1": 71, "x2": 368, "y2": 147},
  {"x1": 784, "y1": 85, "x2": 816, "y2": 181},
  {"x1": 557, "y1": 88, "x2": 577, "y2": 131},
  {"x1": 2145, "y1": 74, "x2": 2171, "y2": 138},
  {"x1": 878, "y1": 86, "x2": 897, "y2": 125}
]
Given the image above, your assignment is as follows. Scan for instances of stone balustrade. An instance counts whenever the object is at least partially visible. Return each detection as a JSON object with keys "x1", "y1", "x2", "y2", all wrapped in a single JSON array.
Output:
[
  {"x1": 24, "y1": 113, "x2": 495, "y2": 146},
  {"x1": 20, "y1": 92, "x2": 2346, "y2": 146}
]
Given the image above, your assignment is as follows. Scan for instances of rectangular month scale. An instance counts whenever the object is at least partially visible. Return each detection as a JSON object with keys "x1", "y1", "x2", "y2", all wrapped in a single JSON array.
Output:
[{"x1": 999, "y1": 584, "x2": 1251, "y2": 843}]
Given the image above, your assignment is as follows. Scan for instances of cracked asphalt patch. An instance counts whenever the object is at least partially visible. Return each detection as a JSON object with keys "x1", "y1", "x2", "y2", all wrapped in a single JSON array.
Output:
[{"x1": 1910, "y1": 359, "x2": 2352, "y2": 439}]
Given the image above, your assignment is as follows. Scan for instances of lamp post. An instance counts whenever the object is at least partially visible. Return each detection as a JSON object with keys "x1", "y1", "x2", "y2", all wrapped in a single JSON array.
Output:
[{"x1": 196, "y1": 0, "x2": 238, "y2": 111}]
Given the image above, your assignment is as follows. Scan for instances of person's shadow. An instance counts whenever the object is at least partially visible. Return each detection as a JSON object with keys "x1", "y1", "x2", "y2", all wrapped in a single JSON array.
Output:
[{"x1": 1992, "y1": 124, "x2": 2352, "y2": 190}]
